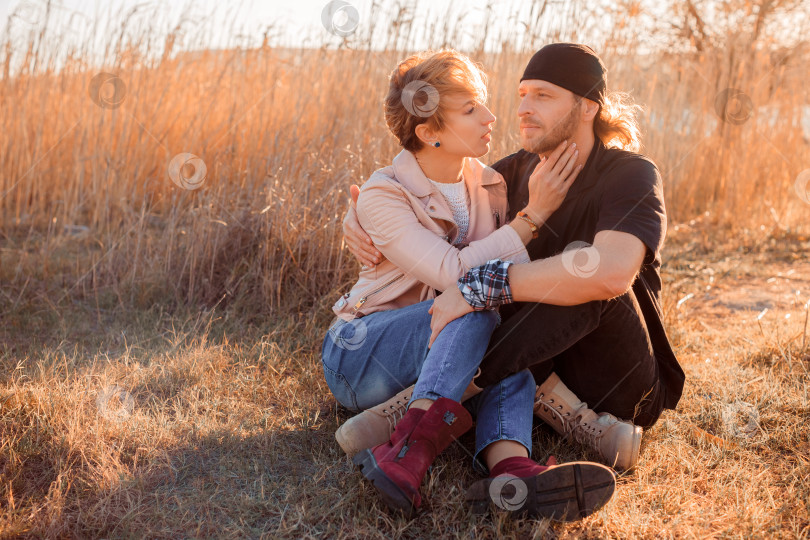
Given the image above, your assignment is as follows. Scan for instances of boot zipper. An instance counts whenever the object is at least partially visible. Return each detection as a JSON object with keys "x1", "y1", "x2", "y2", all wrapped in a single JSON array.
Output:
[
  {"x1": 396, "y1": 443, "x2": 409, "y2": 459},
  {"x1": 352, "y1": 274, "x2": 404, "y2": 314}
]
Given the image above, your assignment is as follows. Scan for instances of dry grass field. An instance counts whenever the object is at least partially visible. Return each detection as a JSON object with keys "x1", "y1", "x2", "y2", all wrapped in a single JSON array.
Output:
[{"x1": 1, "y1": 0, "x2": 809, "y2": 537}]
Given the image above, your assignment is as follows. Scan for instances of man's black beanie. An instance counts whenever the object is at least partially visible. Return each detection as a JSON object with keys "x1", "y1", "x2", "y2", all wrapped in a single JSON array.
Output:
[{"x1": 520, "y1": 43, "x2": 607, "y2": 105}]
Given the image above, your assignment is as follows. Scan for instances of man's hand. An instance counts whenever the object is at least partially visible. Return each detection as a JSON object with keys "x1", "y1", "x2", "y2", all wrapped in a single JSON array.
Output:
[
  {"x1": 343, "y1": 184, "x2": 383, "y2": 267},
  {"x1": 428, "y1": 286, "x2": 474, "y2": 348}
]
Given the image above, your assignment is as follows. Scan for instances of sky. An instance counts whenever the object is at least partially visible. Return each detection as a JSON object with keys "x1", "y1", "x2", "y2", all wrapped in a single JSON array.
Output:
[
  {"x1": 0, "y1": 0, "x2": 539, "y2": 52},
  {"x1": 2, "y1": 0, "x2": 804, "y2": 68},
  {"x1": 0, "y1": 0, "x2": 340, "y2": 33}
]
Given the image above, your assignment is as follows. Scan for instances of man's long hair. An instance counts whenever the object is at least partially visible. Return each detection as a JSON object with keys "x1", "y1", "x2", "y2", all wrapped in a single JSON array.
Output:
[{"x1": 594, "y1": 91, "x2": 643, "y2": 152}]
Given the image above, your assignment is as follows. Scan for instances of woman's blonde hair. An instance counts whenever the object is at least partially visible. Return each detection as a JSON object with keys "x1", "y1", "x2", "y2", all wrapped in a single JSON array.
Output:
[
  {"x1": 593, "y1": 91, "x2": 644, "y2": 152},
  {"x1": 385, "y1": 49, "x2": 488, "y2": 152}
]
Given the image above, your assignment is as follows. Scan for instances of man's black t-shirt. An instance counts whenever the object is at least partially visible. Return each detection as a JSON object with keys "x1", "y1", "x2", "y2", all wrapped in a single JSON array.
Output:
[{"x1": 491, "y1": 140, "x2": 685, "y2": 409}]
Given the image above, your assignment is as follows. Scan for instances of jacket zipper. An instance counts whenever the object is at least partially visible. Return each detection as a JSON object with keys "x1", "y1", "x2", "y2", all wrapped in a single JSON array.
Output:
[
  {"x1": 494, "y1": 209, "x2": 501, "y2": 228},
  {"x1": 352, "y1": 274, "x2": 405, "y2": 314}
]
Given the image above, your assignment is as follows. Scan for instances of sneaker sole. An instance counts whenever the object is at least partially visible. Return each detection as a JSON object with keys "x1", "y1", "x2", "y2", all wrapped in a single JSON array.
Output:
[
  {"x1": 465, "y1": 462, "x2": 616, "y2": 522},
  {"x1": 625, "y1": 425, "x2": 643, "y2": 471},
  {"x1": 610, "y1": 425, "x2": 643, "y2": 472},
  {"x1": 352, "y1": 449, "x2": 416, "y2": 517}
]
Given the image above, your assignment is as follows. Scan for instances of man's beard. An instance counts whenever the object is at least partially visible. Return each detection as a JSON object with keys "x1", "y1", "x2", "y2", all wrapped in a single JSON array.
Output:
[{"x1": 521, "y1": 101, "x2": 580, "y2": 155}]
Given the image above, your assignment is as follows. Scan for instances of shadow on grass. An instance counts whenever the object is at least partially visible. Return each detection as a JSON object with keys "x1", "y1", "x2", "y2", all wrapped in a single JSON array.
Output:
[
  {"x1": 44, "y1": 410, "x2": 600, "y2": 539},
  {"x1": 71, "y1": 425, "x2": 465, "y2": 538}
]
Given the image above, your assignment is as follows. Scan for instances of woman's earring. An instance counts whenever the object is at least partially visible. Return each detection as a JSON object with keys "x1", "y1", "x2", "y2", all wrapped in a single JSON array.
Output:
[{"x1": 433, "y1": 141, "x2": 441, "y2": 148}]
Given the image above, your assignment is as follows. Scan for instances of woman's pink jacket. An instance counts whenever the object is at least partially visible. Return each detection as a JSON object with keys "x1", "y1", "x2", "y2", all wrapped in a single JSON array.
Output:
[{"x1": 332, "y1": 149, "x2": 530, "y2": 321}]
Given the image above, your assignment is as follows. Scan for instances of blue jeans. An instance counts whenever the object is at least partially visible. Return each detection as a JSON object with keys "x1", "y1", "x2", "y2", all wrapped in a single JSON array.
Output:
[{"x1": 321, "y1": 299, "x2": 535, "y2": 473}]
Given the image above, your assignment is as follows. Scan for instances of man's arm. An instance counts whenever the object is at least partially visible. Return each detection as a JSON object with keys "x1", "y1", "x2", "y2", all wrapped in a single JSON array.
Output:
[
  {"x1": 513, "y1": 154, "x2": 664, "y2": 304},
  {"x1": 343, "y1": 185, "x2": 383, "y2": 267},
  {"x1": 428, "y1": 230, "x2": 645, "y2": 346},
  {"x1": 507, "y1": 229, "x2": 646, "y2": 305}
]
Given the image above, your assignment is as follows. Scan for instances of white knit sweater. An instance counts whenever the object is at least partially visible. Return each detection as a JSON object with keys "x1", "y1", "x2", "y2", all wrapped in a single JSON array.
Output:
[{"x1": 428, "y1": 176, "x2": 470, "y2": 245}]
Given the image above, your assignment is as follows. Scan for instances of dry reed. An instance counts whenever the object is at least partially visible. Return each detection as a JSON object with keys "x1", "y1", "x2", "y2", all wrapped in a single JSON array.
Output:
[{"x1": 1, "y1": 0, "x2": 809, "y2": 537}]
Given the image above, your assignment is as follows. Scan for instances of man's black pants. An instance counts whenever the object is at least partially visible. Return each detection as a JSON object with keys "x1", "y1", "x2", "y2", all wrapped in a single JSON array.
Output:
[{"x1": 476, "y1": 288, "x2": 666, "y2": 428}]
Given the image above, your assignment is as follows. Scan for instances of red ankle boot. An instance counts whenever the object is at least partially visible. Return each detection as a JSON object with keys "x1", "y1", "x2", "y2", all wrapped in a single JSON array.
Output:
[{"x1": 352, "y1": 397, "x2": 472, "y2": 516}]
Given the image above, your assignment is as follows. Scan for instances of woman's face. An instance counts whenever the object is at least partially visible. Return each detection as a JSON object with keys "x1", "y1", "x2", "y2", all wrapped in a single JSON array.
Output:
[{"x1": 431, "y1": 94, "x2": 496, "y2": 158}]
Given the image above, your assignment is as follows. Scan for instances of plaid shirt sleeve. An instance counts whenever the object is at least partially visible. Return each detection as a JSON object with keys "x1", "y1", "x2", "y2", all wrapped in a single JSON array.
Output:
[{"x1": 457, "y1": 259, "x2": 514, "y2": 310}]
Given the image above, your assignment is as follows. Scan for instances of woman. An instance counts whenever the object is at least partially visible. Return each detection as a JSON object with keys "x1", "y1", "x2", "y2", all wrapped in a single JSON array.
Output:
[{"x1": 321, "y1": 49, "x2": 614, "y2": 520}]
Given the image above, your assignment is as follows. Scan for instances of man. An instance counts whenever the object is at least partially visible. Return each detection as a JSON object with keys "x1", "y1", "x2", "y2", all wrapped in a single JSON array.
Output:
[{"x1": 342, "y1": 43, "x2": 684, "y2": 472}]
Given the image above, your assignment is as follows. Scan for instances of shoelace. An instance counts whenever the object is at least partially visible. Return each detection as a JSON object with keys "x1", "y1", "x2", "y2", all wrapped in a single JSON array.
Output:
[
  {"x1": 537, "y1": 393, "x2": 601, "y2": 447},
  {"x1": 383, "y1": 395, "x2": 411, "y2": 431},
  {"x1": 571, "y1": 414, "x2": 604, "y2": 449},
  {"x1": 535, "y1": 393, "x2": 572, "y2": 431}
]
